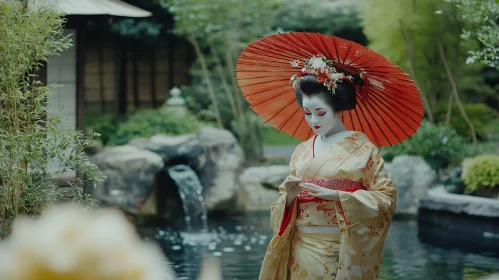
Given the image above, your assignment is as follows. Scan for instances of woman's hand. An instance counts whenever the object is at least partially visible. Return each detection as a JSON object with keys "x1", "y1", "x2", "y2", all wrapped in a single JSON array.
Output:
[
  {"x1": 285, "y1": 176, "x2": 302, "y2": 207},
  {"x1": 300, "y1": 183, "x2": 339, "y2": 201}
]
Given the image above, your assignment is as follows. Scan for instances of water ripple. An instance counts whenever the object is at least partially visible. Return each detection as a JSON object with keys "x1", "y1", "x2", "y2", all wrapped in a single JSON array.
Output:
[{"x1": 145, "y1": 213, "x2": 499, "y2": 280}]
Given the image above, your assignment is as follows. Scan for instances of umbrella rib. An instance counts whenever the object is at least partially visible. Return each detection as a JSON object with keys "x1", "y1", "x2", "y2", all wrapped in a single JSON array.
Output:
[
  {"x1": 246, "y1": 46, "x2": 299, "y2": 62},
  {"x1": 368, "y1": 75, "x2": 415, "y2": 83},
  {"x1": 302, "y1": 32, "x2": 330, "y2": 60},
  {"x1": 269, "y1": 34, "x2": 316, "y2": 57},
  {"x1": 239, "y1": 54, "x2": 291, "y2": 62},
  {"x1": 355, "y1": 107, "x2": 367, "y2": 141},
  {"x1": 381, "y1": 80, "x2": 423, "y2": 95},
  {"x1": 369, "y1": 87, "x2": 422, "y2": 130},
  {"x1": 258, "y1": 38, "x2": 310, "y2": 60},
  {"x1": 277, "y1": 106, "x2": 302, "y2": 132},
  {"x1": 332, "y1": 36, "x2": 343, "y2": 66},
  {"x1": 367, "y1": 93, "x2": 415, "y2": 140},
  {"x1": 373, "y1": 82, "x2": 421, "y2": 101},
  {"x1": 354, "y1": 100, "x2": 379, "y2": 146},
  {"x1": 290, "y1": 32, "x2": 323, "y2": 57},
  {"x1": 236, "y1": 75, "x2": 293, "y2": 81},
  {"x1": 291, "y1": 115, "x2": 307, "y2": 139},
  {"x1": 358, "y1": 98, "x2": 391, "y2": 146},
  {"x1": 239, "y1": 79, "x2": 289, "y2": 89},
  {"x1": 270, "y1": 33, "x2": 315, "y2": 59},
  {"x1": 341, "y1": 42, "x2": 354, "y2": 69},
  {"x1": 248, "y1": 43, "x2": 301, "y2": 61},
  {"x1": 351, "y1": 98, "x2": 367, "y2": 141},
  {"x1": 372, "y1": 86, "x2": 424, "y2": 113},
  {"x1": 344, "y1": 49, "x2": 372, "y2": 67},
  {"x1": 236, "y1": 69, "x2": 295, "y2": 73},
  {"x1": 317, "y1": 33, "x2": 338, "y2": 65},
  {"x1": 360, "y1": 95, "x2": 406, "y2": 143},
  {"x1": 263, "y1": 98, "x2": 297, "y2": 124},
  {"x1": 242, "y1": 84, "x2": 290, "y2": 97},
  {"x1": 356, "y1": 100, "x2": 382, "y2": 146},
  {"x1": 237, "y1": 60, "x2": 290, "y2": 66},
  {"x1": 249, "y1": 90, "x2": 291, "y2": 109},
  {"x1": 369, "y1": 82, "x2": 424, "y2": 106},
  {"x1": 371, "y1": 88, "x2": 424, "y2": 124},
  {"x1": 347, "y1": 56, "x2": 385, "y2": 69}
]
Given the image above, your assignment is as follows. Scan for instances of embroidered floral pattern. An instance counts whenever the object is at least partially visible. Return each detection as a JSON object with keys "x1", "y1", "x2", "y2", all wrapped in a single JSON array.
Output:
[
  {"x1": 367, "y1": 225, "x2": 380, "y2": 237},
  {"x1": 297, "y1": 204, "x2": 310, "y2": 221}
]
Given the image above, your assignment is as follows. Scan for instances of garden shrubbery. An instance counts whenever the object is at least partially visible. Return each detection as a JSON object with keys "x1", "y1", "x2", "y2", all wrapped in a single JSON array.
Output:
[
  {"x1": 381, "y1": 121, "x2": 467, "y2": 170},
  {"x1": 107, "y1": 108, "x2": 202, "y2": 146},
  {"x1": 462, "y1": 155, "x2": 499, "y2": 195},
  {"x1": 85, "y1": 114, "x2": 121, "y2": 145}
]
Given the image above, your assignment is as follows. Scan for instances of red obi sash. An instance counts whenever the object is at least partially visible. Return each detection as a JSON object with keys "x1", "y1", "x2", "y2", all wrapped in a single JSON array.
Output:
[
  {"x1": 297, "y1": 178, "x2": 366, "y2": 203},
  {"x1": 277, "y1": 178, "x2": 366, "y2": 236}
]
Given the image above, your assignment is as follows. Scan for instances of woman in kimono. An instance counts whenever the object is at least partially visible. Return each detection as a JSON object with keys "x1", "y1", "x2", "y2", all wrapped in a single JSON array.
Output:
[{"x1": 259, "y1": 57, "x2": 397, "y2": 280}]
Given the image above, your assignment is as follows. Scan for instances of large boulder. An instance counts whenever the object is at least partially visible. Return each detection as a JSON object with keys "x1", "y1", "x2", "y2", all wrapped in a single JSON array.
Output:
[
  {"x1": 384, "y1": 155, "x2": 436, "y2": 215},
  {"x1": 91, "y1": 127, "x2": 244, "y2": 217},
  {"x1": 90, "y1": 145, "x2": 164, "y2": 214},
  {"x1": 198, "y1": 127, "x2": 245, "y2": 211},
  {"x1": 236, "y1": 165, "x2": 289, "y2": 212},
  {"x1": 420, "y1": 185, "x2": 499, "y2": 217},
  {"x1": 142, "y1": 134, "x2": 205, "y2": 170}
]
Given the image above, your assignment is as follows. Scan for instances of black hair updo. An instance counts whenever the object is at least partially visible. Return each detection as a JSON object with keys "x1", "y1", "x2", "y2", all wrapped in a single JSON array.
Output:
[{"x1": 294, "y1": 74, "x2": 362, "y2": 112}]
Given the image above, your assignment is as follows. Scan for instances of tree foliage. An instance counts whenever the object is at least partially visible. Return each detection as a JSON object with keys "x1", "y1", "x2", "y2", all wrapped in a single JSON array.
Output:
[
  {"x1": 161, "y1": 0, "x2": 281, "y2": 126},
  {"x1": 272, "y1": 0, "x2": 367, "y2": 45},
  {"x1": 447, "y1": 0, "x2": 499, "y2": 69},
  {"x1": 160, "y1": 0, "x2": 282, "y2": 158}
]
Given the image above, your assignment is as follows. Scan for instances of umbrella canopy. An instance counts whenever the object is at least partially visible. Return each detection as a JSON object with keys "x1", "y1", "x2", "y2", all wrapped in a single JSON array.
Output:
[
  {"x1": 28, "y1": 0, "x2": 152, "y2": 17},
  {"x1": 236, "y1": 32, "x2": 424, "y2": 147}
]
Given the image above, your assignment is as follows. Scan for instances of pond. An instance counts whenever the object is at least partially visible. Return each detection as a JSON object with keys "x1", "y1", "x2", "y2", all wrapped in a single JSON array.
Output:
[{"x1": 144, "y1": 213, "x2": 499, "y2": 280}]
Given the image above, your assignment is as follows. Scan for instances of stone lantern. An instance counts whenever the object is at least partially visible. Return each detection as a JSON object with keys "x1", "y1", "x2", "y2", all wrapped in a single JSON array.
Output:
[{"x1": 165, "y1": 87, "x2": 187, "y2": 116}]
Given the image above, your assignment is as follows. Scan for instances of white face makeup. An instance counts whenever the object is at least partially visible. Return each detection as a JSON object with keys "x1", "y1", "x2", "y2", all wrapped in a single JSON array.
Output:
[{"x1": 302, "y1": 95, "x2": 341, "y2": 136}]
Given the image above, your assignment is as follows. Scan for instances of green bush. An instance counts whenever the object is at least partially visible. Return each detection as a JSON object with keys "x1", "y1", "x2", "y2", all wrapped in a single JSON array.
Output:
[
  {"x1": 85, "y1": 114, "x2": 120, "y2": 145},
  {"x1": 108, "y1": 108, "x2": 201, "y2": 146},
  {"x1": 462, "y1": 155, "x2": 499, "y2": 193},
  {"x1": 381, "y1": 120, "x2": 466, "y2": 169},
  {"x1": 434, "y1": 103, "x2": 497, "y2": 140}
]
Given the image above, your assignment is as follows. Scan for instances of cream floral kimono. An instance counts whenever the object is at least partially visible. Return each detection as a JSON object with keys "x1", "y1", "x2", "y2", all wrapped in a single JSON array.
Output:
[{"x1": 259, "y1": 132, "x2": 397, "y2": 280}]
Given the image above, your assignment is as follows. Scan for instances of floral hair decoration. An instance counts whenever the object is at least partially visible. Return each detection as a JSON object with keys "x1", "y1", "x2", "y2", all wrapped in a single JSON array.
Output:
[{"x1": 290, "y1": 55, "x2": 370, "y2": 102}]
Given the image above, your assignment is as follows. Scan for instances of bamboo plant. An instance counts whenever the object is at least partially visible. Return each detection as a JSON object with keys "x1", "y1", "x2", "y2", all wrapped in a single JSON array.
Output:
[{"x1": 0, "y1": 1, "x2": 104, "y2": 239}]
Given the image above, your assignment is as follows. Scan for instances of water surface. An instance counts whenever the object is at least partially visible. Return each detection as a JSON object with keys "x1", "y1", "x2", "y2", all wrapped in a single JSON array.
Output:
[{"x1": 148, "y1": 213, "x2": 499, "y2": 280}]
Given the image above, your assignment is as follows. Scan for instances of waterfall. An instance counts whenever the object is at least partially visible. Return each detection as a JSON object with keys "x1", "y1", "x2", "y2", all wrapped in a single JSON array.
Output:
[{"x1": 167, "y1": 164, "x2": 208, "y2": 232}]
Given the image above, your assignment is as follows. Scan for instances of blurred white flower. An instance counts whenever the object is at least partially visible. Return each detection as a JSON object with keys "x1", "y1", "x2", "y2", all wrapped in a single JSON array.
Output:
[
  {"x1": 308, "y1": 56, "x2": 327, "y2": 69},
  {"x1": 328, "y1": 73, "x2": 345, "y2": 81},
  {"x1": 0, "y1": 204, "x2": 174, "y2": 280},
  {"x1": 290, "y1": 59, "x2": 301, "y2": 68}
]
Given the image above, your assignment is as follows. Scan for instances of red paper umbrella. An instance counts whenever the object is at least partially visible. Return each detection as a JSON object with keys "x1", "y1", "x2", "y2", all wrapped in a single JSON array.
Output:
[{"x1": 235, "y1": 32, "x2": 424, "y2": 147}]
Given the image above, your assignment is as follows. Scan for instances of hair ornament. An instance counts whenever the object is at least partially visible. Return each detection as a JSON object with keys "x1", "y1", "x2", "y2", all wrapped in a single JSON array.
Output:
[
  {"x1": 290, "y1": 55, "x2": 350, "y2": 94},
  {"x1": 290, "y1": 55, "x2": 370, "y2": 101}
]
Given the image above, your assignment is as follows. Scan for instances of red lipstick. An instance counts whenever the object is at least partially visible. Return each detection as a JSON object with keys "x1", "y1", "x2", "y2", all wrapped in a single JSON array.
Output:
[{"x1": 314, "y1": 126, "x2": 321, "y2": 129}]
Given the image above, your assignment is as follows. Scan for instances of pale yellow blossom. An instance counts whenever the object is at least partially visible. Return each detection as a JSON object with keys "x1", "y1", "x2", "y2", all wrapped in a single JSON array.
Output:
[{"x1": 0, "y1": 204, "x2": 173, "y2": 280}]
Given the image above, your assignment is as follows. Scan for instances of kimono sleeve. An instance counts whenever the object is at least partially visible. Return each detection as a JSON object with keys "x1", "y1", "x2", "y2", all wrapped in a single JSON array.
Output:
[
  {"x1": 337, "y1": 147, "x2": 397, "y2": 226},
  {"x1": 269, "y1": 150, "x2": 299, "y2": 236}
]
